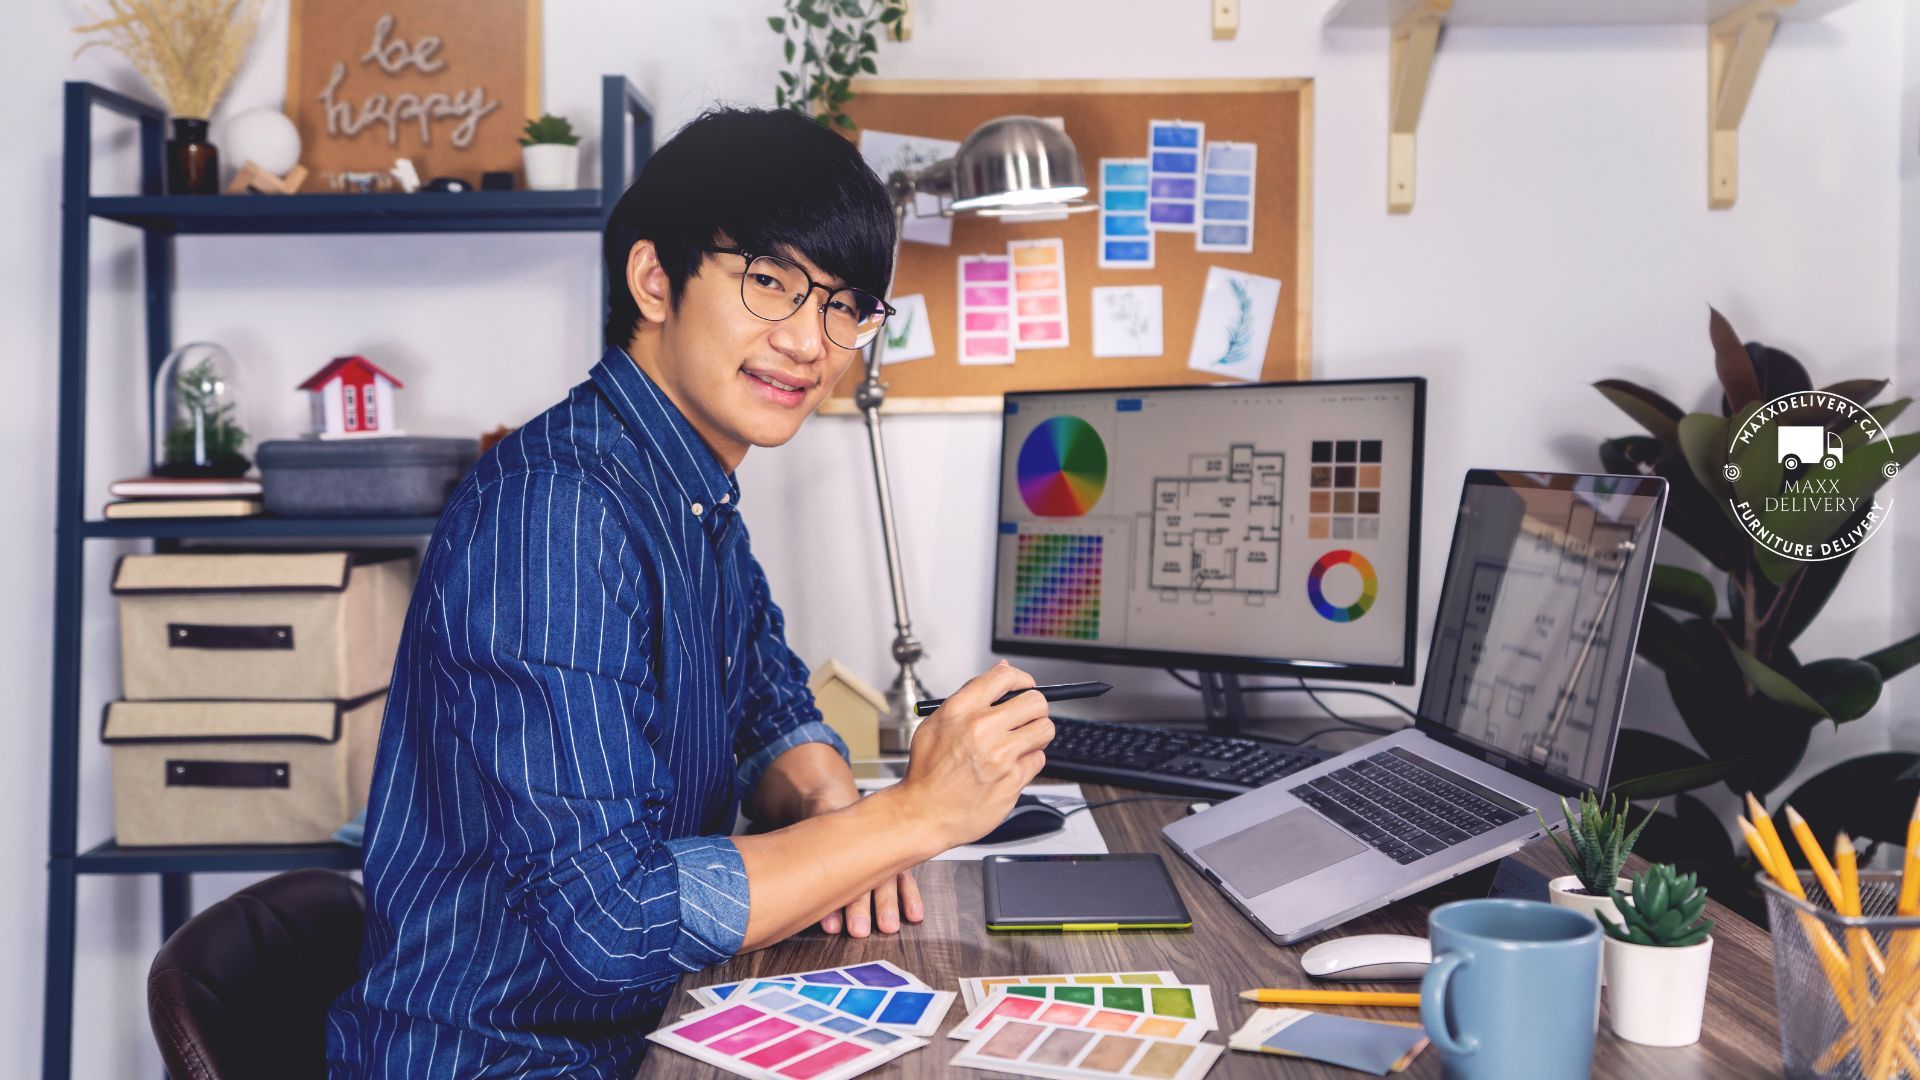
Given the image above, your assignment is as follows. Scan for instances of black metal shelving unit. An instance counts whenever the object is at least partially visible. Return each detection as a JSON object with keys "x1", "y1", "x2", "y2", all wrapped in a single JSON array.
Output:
[{"x1": 46, "y1": 76, "x2": 653, "y2": 1079}]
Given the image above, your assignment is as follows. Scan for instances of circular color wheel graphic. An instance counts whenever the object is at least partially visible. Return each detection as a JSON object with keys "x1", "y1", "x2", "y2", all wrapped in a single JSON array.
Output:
[
  {"x1": 1307, "y1": 549, "x2": 1379, "y2": 623},
  {"x1": 1017, "y1": 416, "x2": 1108, "y2": 517}
]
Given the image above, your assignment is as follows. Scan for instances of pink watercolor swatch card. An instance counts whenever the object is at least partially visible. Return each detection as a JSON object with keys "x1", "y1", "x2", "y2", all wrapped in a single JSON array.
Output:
[
  {"x1": 958, "y1": 254, "x2": 1016, "y2": 365},
  {"x1": 648, "y1": 986, "x2": 925, "y2": 1079},
  {"x1": 1008, "y1": 239, "x2": 1069, "y2": 350}
]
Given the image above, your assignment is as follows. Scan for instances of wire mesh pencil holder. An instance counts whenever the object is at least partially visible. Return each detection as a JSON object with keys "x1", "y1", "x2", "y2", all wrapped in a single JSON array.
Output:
[{"x1": 1761, "y1": 871, "x2": 1920, "y2": 1080}]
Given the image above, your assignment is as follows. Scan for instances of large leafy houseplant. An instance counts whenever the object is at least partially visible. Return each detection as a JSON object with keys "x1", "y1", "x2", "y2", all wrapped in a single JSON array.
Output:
[{"x1": 1596, "y1": 308, "x2": 1920, "y2": 918}]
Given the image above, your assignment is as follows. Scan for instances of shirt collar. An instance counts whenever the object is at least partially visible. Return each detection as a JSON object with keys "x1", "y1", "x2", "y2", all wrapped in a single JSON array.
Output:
[{"x1": 591, "y1": 346, "x2": 742, "y2": 524}]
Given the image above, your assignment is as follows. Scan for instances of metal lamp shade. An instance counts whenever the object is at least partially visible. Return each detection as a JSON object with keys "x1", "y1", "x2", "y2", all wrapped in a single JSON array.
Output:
[{"x1": 946, "y1": 115, "x2": 1090, "y2": 212}]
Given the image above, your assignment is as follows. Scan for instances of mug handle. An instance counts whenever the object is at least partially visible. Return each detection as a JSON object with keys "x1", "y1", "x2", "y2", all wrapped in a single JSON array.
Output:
[{"x1": 1420, "y1": 951, "x2": 1478, "y2": 1057}]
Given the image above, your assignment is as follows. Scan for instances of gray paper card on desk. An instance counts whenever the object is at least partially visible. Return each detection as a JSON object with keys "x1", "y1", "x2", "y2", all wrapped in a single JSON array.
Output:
[{"x1": 1229, "y1": 1007, "x2": 1428, "y2": 1075}]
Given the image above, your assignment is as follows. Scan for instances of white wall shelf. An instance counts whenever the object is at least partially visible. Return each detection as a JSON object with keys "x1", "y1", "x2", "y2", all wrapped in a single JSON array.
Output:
[{"x1": 1323, "y1": 0, "x2": 1866, "y2": 212}]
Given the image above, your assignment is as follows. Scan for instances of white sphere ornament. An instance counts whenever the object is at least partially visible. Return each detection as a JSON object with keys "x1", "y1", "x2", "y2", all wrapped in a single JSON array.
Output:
[{"x1": 222, "y1": 108, "x2": 302, "y2": 176}]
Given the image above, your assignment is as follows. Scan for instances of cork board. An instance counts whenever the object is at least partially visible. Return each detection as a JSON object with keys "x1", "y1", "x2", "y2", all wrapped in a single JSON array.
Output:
[
  {"x1": 284, "y1": 0, "x2": 542, "y2": 192},
  {"x1": 823, "y1": 79, "x2": 1312, "y2": 415}
]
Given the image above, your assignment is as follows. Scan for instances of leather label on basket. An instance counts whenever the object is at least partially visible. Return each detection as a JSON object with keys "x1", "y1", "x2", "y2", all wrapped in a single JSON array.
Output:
[
  {"x1": 167, "y1": 623, "x2": 295, "y2": 650},
  {"x1": 165, "y1": 760, "x2": 291, "y2": 789}
]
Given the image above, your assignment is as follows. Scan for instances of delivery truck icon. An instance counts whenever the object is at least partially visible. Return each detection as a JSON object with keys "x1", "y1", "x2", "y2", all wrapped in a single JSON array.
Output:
[{"x1": 1777, "y1": 425, "x2": 1844, "y2": 471}]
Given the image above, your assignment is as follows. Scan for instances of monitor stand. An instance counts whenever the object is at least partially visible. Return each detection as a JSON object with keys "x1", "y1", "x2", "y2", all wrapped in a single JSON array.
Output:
[{"x1": 1198, "y1": 671, "x2": 1249, "y2": 738}]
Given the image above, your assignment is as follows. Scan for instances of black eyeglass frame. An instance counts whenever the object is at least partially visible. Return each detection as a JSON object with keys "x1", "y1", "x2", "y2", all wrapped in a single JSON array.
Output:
[{"x1": 702, "y1": 245, "x2": 896, "y2": 349}]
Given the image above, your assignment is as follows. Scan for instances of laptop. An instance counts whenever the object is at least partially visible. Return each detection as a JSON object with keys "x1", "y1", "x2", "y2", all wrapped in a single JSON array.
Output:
[{"x1": 1163, "y1": 469, "x2": 1668, "y2": 944}]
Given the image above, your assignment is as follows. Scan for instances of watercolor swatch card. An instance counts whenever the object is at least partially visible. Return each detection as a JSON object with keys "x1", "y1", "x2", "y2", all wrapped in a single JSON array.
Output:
[
  {"x1": 878, "y1": 293, "x2": 934, "y2": 364},
  {"x1": 959, "y1": 971, "x2": 1179, "y2": 1011},
  {"x1": 693, "y1": 960, "x2": 925, "y2": 1006},
  {"x1": 972, "y1": 982, "x2": 1217, "y2": 1033},
  {"x1": 958, "y1": 254, "x2": 1016, "y2": 365},
  {"x1": 692, "y1": 980, "x2": 954, "y2": 1038},
  {"x1": 1009, "y1": 239, "x2": 1069, "y2": 349},
  {"x1": 1228, "y1": 1007, "x2": 1429, "y2": 1075},
  {"x1": 1091, "y1": 285, "x2": 1164, "y2": 358},
  {"x1": 1196, "y1": 141, "x2": 1257, "y2": 253},
  {"x1": 648, "y1": 987, "x2": 925, "y2": 1079},
  {"x1": 1097, "y1": 158, "x2": 1154, "y2": 269},
  {"x1": 950, "y1": 1016, "x2": 1224, "y2": 1080},
  {"x1": 857, "y1": 129, "x2": 961, "y2": 247},
  {"x1": 950, "y1": 991, "x2": 1211, "y2": 1044},
  {"x1": 1146, "y1": 120, "x2": 1205, "y2": 232},
  {"x1": 1187, "y1": 266, "x2": 1282, "y2": 383}
]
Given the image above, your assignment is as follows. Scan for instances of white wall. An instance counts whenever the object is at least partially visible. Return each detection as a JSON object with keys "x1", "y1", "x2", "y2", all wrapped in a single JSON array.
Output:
[{"x1": 4, "y1": 0, "x2": 1911, "y2": 1073}]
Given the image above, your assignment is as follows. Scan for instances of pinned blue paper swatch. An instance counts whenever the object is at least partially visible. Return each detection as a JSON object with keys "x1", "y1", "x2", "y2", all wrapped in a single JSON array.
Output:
[
  {"x1": 1197, "y1": 141, "x2": 1257, "y2": 253},
  {"x1": 1147, "y1": 120, "x2": 1205, "y2": 233},
  {"x1": 1100, "y1": 157, "x2": 1155, "y2": 269}
]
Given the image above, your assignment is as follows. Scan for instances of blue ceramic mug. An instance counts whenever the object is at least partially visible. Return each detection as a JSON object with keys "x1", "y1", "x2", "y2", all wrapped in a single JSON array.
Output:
[{"x1": 1420, "y1": 898, "x2": 1602, "y2": 1080}]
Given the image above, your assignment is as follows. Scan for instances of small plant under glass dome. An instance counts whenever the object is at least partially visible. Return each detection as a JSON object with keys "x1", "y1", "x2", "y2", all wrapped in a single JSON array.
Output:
[{"x1": 153, "y1": 342, "x2": 252, "y2": 477}]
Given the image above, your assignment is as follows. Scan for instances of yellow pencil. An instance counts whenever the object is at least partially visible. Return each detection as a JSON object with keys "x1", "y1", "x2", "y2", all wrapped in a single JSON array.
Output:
[{"x1": 1239, "y1": 989, "x2": 1422, "y2": 1008}]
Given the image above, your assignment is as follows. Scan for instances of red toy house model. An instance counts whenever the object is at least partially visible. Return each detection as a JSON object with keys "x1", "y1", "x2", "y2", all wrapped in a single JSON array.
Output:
[{"x1": 298, "y1": 355, "x2": 404, "y2": 438}]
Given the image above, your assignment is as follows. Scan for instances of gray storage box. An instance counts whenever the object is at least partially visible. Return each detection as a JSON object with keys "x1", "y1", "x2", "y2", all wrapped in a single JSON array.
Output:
[
  {"x1": 112, "y1": 551, "x2": 412, "y2": 701},
  {"x1": 258, "y1": 436, "x2": 477, "y2": 517},
  {"x1": 102, "y1": 692, "x2": 385, "y2": 846}
]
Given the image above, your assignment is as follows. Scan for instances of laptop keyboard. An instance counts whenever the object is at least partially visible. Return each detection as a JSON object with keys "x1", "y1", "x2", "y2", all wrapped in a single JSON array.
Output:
[{"x1": 1289, "y1": 747, "x2": 1530, "y2": 865}]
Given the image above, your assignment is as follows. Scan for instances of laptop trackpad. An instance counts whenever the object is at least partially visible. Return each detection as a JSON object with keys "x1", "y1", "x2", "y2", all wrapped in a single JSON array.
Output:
[{"x1": 1195, "y1": 808, "x2": 1367, "y2": 898}]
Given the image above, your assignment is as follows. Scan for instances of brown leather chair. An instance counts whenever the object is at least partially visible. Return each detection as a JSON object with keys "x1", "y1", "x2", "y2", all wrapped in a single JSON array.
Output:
[{"x1": 148, "y1": 868, "x2": 366, "y2": 1079}]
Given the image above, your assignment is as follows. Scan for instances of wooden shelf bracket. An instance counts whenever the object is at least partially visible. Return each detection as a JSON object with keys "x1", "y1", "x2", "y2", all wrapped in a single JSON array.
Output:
[
  {"x1": 1708, "y1": 0, "x2": 1795, "y2": 209},
  {"x1": 1388, "y1": 0, "x2": 1450, "y2": 213},
  {"x1": 1214, "y1": 0, "x2": 1240, "y2": 40}
]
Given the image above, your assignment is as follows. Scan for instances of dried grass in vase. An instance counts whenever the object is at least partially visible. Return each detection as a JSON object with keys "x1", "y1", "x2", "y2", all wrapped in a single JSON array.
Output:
[{"x1": 72, "y1": 0, "x2": 267, "y2": 120}]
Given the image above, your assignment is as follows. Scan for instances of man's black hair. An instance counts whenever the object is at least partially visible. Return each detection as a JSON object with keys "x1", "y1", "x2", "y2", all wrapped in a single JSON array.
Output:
[{"x1": 602, "y1": 106, "x2": 896, "y2": 349}]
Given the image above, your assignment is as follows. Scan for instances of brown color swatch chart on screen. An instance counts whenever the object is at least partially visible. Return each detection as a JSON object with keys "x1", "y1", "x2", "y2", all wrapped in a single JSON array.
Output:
[{"x1": 830, "y1": 79, "x2": 1313, "y2": 412}]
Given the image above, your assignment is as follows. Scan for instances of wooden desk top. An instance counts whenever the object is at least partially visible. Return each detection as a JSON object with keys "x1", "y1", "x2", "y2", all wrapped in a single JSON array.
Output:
[{"x1": 641, "y1": 784, "x2": 1780, "y2": 1078}]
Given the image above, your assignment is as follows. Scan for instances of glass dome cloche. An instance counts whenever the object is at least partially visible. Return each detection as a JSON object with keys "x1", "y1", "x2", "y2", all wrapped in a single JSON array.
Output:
[{"x1": 153, "y1": 342, "x2": 253, "y2": 478}]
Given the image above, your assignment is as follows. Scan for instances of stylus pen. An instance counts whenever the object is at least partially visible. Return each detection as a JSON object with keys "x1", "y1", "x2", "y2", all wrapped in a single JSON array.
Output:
[
  {"x1": 1240, "y1": 989, "x2": 1422, "y2": 1007},
  {"x1": 913, "y1": 680, "x2": 1112, "y2": 718}
]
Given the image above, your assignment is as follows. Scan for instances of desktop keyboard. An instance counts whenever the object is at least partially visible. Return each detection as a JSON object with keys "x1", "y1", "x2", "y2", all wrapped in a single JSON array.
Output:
[
  {"x1": 1289, "y1": 747, "x2": 1529, "y2": 865},
  {"x1": 1041, "y1": 716, "x2": 1331, "y2": 799}
]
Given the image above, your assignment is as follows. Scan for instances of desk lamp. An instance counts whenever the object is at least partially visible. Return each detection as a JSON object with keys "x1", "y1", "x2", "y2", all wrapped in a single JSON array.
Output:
[{"x1": 859, "y1": 116, "x2": 1095, "y2": 751}]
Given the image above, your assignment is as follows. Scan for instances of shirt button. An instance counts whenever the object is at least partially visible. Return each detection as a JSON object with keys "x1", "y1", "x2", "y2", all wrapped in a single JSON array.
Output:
[
  {"x1": 720, "y1": 493, "x2": 731, "y2": 504},
  {"x1": 691, "y1": 501, "x2": 704, "y2": 516}
]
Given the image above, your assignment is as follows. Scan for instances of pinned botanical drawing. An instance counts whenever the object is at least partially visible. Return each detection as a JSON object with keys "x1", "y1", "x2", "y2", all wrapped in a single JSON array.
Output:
[{"x1": 1092, "y1": 286, "x2": 1164, "y2": 359}]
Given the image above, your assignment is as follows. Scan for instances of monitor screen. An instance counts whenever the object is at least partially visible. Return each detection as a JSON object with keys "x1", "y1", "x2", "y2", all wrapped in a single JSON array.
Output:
[
  {"x1": 990, "y1": 379, "x2": 1425, "y2": 682},
  {"x1": 1416, "y1": 470, "x2": 1666, "y2": 793}
]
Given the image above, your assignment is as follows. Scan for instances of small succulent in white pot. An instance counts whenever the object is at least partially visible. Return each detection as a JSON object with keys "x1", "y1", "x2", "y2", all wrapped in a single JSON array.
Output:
[
  {"x1": 1603, "y1": 863, "x2": 1715, "y2": 1047},
  {"x1": 520, "y1": 114, "x2": 580, "y2": 191}
]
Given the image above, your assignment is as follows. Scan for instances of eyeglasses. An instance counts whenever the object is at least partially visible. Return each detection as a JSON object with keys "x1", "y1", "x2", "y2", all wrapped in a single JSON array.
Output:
[{"x1": 703, "y1": 246, "x2": 894, "y2": 351}]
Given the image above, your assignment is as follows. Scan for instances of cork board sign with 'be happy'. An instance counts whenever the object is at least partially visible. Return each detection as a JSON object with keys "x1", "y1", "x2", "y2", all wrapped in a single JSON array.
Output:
[{"x1": 285, "y1": 0, "x2": 542, "y2": 192}]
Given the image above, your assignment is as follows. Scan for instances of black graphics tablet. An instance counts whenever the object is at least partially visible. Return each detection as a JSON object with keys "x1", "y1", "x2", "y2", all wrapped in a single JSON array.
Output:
[{"x1": 982, "y1": 854, "x2": 1193, "y2": 931}]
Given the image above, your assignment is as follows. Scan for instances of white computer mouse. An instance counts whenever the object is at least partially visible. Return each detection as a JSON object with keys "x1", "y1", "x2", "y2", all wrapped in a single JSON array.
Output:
[{"x1": 1300, "y1": 933, "x2": 1433, "y2": 982}]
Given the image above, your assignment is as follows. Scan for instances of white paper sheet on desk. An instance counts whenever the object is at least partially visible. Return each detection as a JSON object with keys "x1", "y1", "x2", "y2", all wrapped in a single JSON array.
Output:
[{"x1": 852, "y1": 779, "x2": 1109, "y2": 860}]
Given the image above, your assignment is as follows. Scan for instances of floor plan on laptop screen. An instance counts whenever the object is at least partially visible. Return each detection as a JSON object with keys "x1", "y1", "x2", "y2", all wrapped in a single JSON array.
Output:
[{"x1": 1418, "y1": 478, "x2": 1662, "y2": 789}]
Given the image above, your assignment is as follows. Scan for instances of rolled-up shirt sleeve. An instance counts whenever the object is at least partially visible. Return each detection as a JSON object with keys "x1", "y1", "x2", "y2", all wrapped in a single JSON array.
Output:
[
  {"x1": 731, "y1": 552, "x2": 849, "y2": 804},
  {"x1": 434, "y1": 474, "x2": 746, "y2": 995}
]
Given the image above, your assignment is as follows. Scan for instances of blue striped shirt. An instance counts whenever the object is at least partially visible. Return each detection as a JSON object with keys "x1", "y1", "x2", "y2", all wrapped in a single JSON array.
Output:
[{"x1": 326, "y1": 347, "x2": 848, "y2": 1078}]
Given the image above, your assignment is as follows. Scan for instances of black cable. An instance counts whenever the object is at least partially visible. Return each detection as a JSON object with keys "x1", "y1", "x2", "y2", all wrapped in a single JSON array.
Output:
[
  {"x1": 1289, "y1": 725, "x2": 1390, "y2": 746},
  {"x1": 1056, "y1": 795, "x2": 1198, "y2": 818},
  {"x1": 1160, "y1": 668, "x2": 1419, "y2": 725},
  {"x1": 1165, "y1": 668, "x2": 1203, "y2": 691}
]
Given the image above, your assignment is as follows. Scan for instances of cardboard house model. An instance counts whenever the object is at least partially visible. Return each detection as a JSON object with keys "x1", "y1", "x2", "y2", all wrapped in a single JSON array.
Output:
[
  {"x1": 298, "y1": 355, "x2": 404, "y2": 438},
  {"x1": 807, "y1": 659, "x2": 886, "y2": 763}
]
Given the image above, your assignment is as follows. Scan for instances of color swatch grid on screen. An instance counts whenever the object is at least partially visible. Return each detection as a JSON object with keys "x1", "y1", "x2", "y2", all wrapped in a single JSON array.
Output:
[
  {"x1": 1308, "y1": 549, "x2": 1378, "y2": 623},
  {"x1": 1013, "y1": 534, "x2": 1102, "y2": 640},
  {"x1": 1017, "y1": 416, "x2": 1108, "y2": 517},
  {"x1": 1307, "y1": 438, "x2": 1384, "y2": 542}
]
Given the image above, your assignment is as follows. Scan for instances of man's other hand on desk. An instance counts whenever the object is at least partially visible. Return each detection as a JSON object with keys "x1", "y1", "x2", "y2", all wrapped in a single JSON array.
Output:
[{"x1": 733, "y1": 661, "x2": 1054, "y2": 951}]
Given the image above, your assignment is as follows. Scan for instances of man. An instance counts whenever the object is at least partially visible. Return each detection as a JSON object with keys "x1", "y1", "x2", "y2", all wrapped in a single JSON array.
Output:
[{"x1": 325, "y1": 106, "x2": 1054, "y2": 1078}]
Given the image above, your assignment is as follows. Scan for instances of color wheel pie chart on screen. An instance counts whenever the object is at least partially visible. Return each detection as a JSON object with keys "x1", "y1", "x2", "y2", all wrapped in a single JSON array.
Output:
[
  {"x1": 1308, "y1": 549, "x2": 1378, "y2": 622},
  {"x1": 1018, "y1": 416, "x2": 1107, "y2": 517}
]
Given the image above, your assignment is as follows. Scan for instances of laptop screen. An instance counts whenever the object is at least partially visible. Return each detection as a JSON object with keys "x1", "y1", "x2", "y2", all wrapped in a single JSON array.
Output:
[{"x1": 1416, "y1": 470, "x2": 1666, "y2": 793}]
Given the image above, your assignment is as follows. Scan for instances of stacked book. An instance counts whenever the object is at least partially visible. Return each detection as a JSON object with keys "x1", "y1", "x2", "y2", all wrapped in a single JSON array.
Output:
[{"x1": 104, "y1": 476, "x2": 263, "y2": 519}]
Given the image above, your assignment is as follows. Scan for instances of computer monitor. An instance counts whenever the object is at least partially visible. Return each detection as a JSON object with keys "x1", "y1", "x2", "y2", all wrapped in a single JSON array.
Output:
[{"x1": 990, "y1": 378, "x2": 1427, "y2": 718}]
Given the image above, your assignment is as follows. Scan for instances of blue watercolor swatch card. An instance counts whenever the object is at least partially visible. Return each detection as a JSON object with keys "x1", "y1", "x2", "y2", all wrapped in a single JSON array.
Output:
[
  {"x1": 1146, "y1": 120, "x2": 1205, "y2": 232},
  {"x1": 1196, "y1": 141, "x2": 1256, "y2": 253},
  {"x1": 1098, "y1": 158, "x2": 1155, "y2": 269}
]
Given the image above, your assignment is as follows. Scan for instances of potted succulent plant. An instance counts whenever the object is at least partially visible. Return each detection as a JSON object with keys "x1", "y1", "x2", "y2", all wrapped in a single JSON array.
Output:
[
  {"x1": 1602, "y1": 863, "x2": 1715, "y2": 1046},
  {"x1": 520, "y1": 114, "x2": 580, "y2": 191},
  {"x1": 1543, "y1": 791, "x2": 1658, "y2": 930}
]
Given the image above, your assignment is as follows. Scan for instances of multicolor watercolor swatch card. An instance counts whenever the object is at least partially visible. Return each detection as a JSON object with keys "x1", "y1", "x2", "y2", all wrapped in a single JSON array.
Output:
[
  {"x1": 1008, "y1": 239, "x2": 1069, "y2": 349},
  {"x1": 1196, "y1": 141, "x2": 1257, "y2": 253},
  {"x1": 950, "y1": 990, "x2": 1211, "y2": 1044},
  {"x1": 1146, "y1": 120, "x2": 1205, "y2": 232},
  {"x1": 960, "y1": 982, "x2": 1217, "y2": 1034},
  {"x1": 959, "y1": 971, "x2": 1179, "y2": 1011},
  {"x1": 1097, "y1": 158, "x2": 1154, "y2": 269},
  {"x1": 693, "y1": 959, "x2": 924, "y2": 1007},
  {"x1": 950, "y1": 1016, "x2": 1224, "y2": 1080},
  {"x1": 958, "y1": 254, "x2": 1016, "y2": 365},
  {"x1": 649, "y1": 987, "x2": 925, "y2": 1079},
  {"x1": 693, "y1": 980, "x2": 953, "y2": 1038}
]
